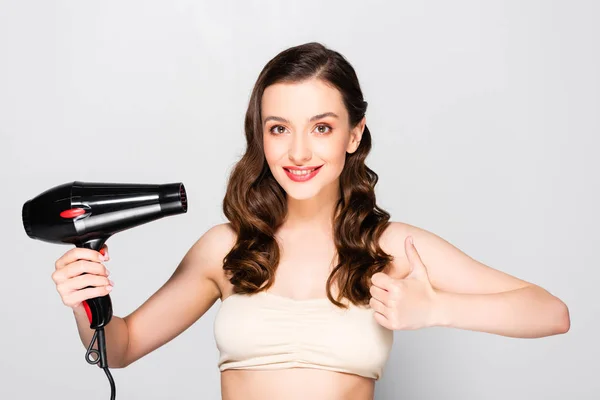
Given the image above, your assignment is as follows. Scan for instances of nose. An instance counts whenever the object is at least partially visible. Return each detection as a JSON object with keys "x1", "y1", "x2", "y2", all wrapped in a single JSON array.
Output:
[{"x1": 288, "y1": 132, "x2": 311, "y2": 164}]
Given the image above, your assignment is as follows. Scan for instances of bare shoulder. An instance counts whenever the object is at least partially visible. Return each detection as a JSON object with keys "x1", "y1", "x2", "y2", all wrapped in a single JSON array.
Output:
[
  {"x1": 379, "y1": 220, "x2": 466, "y2": 274},
  {"x1": 188, "y1": 222, "x2": 237, "y2": 262},
  {"x1": 380, "y1": 220, "x2": 455, "y2": 258},
  {"x1": 184, "y1": 222, "x2": 237, "y2": 286},
  {"x1": 379, "y1": 221, "x2": 412, "y2": 247}
]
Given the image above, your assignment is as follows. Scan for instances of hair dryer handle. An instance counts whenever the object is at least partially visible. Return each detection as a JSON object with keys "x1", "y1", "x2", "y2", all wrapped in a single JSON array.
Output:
[
  {"x1": 82, "y1": 295, "x2": 113, "y2": 330},
  {"x1": 80, "y1": 239, "x2": 113, "y2": 330}
]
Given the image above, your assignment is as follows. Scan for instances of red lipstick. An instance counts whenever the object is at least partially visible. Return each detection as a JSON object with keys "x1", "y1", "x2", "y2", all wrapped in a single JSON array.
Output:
[{"x1": 283, "y1": 165, "x2": 323, "y2": 182}]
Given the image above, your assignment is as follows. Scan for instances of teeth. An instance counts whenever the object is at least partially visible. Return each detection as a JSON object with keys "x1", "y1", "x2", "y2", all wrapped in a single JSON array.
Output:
[{"x1": 287, "y1": 168, "x2": 317, "y2": 176}]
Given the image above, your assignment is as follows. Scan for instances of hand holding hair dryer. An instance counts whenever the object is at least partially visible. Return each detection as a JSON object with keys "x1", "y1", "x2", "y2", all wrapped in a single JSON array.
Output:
[{"x1": 22, "y1": 181, "x2": 188, "y2": 400}]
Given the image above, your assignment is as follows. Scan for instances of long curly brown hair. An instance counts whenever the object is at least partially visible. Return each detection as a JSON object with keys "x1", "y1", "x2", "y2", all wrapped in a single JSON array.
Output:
[{"x1": 222, "y1": 42, "x2": 393, "y2": 308}]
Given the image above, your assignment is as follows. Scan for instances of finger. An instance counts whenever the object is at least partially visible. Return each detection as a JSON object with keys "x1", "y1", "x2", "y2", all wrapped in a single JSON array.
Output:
[
  {"x1": 370, "y1": 272, "x2": 394, "y2": 291},
  {"x1": 52, "y1": 260, "x2": 109, "y2": 283},
  {"x1": 369, "y1": 284, "x2": 390, "y2": 307},
  {"x1": 58, "y1": 260, "x2": 109, "y2": 280},
  {"x1": 369, "y1": 296, "x2": 388, "y2": 316},
  {"x1": 62, "y1": 286, "x2": 113, "y2": 308},
  {"x1": 55, "y1": 247, "x2": 107, "y2": 270},
  {"x1": 59, "y1": 273, "x2": 113, "y2": 293},
  {"x1": 373, "y1": 309, "x2": 393, "y2": 330}
]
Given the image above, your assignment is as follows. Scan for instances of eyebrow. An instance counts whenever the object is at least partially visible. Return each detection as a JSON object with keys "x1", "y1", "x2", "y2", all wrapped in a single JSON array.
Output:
[{"x1": 263, "y1": 112, "x2": 339, "y2": 126}]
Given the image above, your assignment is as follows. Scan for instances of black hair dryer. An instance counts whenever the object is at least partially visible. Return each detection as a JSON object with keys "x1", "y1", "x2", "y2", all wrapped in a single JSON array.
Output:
[{"x1": 21, "y1": 181, "x2": 188, "y2": 399}]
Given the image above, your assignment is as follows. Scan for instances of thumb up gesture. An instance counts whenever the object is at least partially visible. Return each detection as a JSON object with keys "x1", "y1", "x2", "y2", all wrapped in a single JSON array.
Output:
[{"x1": 369, "y1": 236, "x2": 439, "y2": 330}]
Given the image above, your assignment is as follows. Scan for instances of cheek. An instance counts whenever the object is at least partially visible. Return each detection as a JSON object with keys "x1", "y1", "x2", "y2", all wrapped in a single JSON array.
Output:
[
  {"x1": 314, "y1": 136, "x2": 349, "y2": 165},
  {"x1": 263, "y1": 138, "x2": 283, "y2": 165}
]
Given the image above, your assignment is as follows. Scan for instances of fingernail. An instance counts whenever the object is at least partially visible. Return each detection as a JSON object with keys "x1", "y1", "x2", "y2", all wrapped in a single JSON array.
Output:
[
  {"x1": 106, "y1": 285, "x2": 113, "y2": 291},
  {"x1": 409, "y1": 236, "x2": 414, "y2": 245},
  {"x1": 109, "y1": 280, "x2": 115, "y2": 286},
  {"x1": 106, "y1": 269, "x2": 111, "y2": 276}
]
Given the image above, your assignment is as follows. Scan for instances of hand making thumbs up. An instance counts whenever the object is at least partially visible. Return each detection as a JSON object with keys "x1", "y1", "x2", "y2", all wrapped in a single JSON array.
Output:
[{"x1": 369, "y1": 236, "x2": 440, "y2": 330}]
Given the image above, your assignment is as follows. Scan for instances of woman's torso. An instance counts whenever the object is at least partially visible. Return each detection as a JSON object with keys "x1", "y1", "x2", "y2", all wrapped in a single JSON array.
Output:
[
  {"x1": 220, "y1": 368, "x2": 375, "y2": 400},
  {"x1": 212, "y1": 224, "x2": 402, "y2": 400}
]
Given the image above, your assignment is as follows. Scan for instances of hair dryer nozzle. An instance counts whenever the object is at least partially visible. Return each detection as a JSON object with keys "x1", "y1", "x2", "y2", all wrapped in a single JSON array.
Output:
[
  {"x1": 22, "y1": 200, "x2": 34, "y2": 239},
  {"x1": 159, "y1": 183, "x2": 187, "y2": 215}
]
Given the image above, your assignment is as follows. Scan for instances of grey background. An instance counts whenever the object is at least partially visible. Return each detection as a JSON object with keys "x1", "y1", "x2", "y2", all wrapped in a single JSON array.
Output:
[{"x1": 1, "y1": 0, "x2": 598, "y2": 399}]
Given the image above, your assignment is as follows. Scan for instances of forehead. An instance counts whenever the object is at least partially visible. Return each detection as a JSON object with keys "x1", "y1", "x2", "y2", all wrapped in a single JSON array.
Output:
[{"x1": 261, "y1": 78, "x2": 347, "y2": 121}]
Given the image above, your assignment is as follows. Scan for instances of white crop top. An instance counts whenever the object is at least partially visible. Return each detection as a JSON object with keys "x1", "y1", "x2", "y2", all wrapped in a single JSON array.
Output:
[{"x1": 213, "y1": 291, "x2": 394, "y2": 380}]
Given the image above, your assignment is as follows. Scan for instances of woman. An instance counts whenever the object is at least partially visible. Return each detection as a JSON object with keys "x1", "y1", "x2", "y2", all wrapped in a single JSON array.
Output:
[{"x1": 52, "y1": 42, "x2": 570, "y2": 400}]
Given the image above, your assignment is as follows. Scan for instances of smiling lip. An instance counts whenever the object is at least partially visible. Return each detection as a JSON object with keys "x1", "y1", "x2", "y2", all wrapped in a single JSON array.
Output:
[{"x1": 283, "y1": 165, "x2": 323, "y2": 182}]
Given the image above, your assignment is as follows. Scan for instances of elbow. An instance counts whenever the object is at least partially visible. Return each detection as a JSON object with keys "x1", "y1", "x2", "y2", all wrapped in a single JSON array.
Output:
[
  {"x1": 108, "y1": 358, "x2": 129, "y2": 369},
  {"x1": 114, "y1": 352, "x2": 136, "y2": 369},
  {"x1": 551, "y1": 297, "x2": 570, "y2": 335},
  {"x1": 113, "y1": 361, "x2": 128, "y2": 369},
  {"x1": 112, "y1": 358, "x2": 133, "y2": 369},
  {"x1": 109, "y1": 349, "x2": 133, "y2": 369},
  {"x1": 532, "y1": 286, "x2": 570, "y2": 336}
]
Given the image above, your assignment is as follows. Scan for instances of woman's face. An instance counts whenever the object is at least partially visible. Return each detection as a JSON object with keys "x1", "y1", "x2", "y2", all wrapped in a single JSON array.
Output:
[{"x1": 261, "y1": 78, "x2": 364, "y2": 201}]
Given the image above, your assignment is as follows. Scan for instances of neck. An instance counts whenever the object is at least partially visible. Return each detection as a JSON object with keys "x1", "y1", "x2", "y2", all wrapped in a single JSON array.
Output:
[{"x1": 283, "y1": 181, "x2": 340, "y2": 231}]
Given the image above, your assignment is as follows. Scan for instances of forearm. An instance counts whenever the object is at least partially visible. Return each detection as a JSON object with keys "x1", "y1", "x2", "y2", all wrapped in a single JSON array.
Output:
[
  {"x1": 73, "y1": 305, "x2": 130, "y2": 368},
  {"x1": 433, "y1": 285, "x2": 570, "y2": 338}
]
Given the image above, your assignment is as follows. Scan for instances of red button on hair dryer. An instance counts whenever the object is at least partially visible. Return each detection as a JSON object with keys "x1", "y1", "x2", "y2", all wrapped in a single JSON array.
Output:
[{"x1": 22, "y1": 181, "x2": 188, "y2": 399}]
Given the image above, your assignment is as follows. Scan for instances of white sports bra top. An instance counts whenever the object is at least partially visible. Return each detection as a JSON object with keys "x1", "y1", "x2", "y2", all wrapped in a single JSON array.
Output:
[{"x1": 213, "y1": 291, "x2": 394, "y2": 380}]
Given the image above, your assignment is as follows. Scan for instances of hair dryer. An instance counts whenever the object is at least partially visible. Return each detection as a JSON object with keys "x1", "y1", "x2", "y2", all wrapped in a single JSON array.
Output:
[{"x1": 22, "y1": 181, "x2": 188, "y2": 400}]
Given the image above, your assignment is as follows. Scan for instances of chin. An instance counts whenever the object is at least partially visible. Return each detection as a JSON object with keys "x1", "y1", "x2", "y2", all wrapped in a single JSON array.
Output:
[{"x1": 282, "y1": 185, "x2": 323, "y2": 201}]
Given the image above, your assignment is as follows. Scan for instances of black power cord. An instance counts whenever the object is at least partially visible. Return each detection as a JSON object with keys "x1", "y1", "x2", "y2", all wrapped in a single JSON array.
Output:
[{"x1": 85, "y1": 327, "x2": 116, "y2": 400}]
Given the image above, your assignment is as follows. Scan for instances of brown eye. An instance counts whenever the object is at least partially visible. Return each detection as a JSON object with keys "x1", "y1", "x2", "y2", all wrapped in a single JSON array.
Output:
[
  {"x1": 270, "y1": 125, "x2": 287, "y2": 135},
  {"x1": 315, "y1": 125, "x2": 331, "y2": 135}
]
